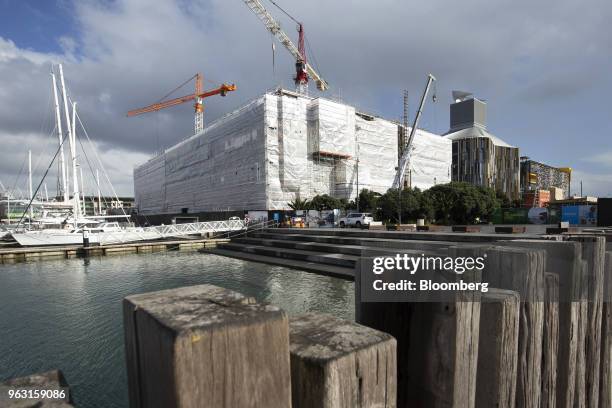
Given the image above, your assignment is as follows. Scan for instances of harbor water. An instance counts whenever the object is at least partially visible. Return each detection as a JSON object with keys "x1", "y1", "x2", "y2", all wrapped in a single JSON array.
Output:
[{"x1": 0, "y1": 251, "x2": 354, "y2": 407}]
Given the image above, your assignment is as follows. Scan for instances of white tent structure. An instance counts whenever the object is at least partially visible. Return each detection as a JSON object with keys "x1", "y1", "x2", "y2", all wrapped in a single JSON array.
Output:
[{"x1": 134, "y1": 89, "x2": 451, "y2": 215}]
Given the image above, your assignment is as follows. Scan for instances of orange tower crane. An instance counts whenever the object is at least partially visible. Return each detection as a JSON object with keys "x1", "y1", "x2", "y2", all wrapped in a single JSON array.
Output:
[{"x1": 127, "y1": 73, "x2": 236, "y2": 134}]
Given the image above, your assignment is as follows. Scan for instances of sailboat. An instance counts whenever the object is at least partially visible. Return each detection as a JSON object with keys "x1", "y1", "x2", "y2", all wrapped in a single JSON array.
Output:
[
  {"x1": 11, "y1": 64, "x2": 131, "y2": 245},
  {"x1": 11, "y1": 64, "x2": 245, "y2": 247}
]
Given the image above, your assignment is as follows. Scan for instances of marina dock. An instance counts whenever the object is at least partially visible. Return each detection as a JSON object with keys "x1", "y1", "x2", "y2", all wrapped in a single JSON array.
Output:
[{"x1": 0, "y1": 237, "x2": 229, "y2": 263}]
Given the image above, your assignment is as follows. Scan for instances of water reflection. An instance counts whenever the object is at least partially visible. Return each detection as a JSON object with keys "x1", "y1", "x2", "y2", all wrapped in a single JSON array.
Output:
[{"x1": 0, "y1": 251, "x2": 354, "y2": 407}]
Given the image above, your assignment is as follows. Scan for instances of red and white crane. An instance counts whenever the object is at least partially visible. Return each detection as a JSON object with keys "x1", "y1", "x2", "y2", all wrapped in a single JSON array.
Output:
[{"x1": 243, "y1": 0, "x2": 328, "y2": 93}]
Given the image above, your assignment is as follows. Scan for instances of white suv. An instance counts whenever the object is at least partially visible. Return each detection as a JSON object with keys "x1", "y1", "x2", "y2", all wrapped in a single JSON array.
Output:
[{"x1": 339, "y1": 213, "x2": 373, "y2": 228}]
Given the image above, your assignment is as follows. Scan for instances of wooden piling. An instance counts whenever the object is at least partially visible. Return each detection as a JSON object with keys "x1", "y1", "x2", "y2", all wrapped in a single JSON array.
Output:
[
  {"x1": 496, "y1": 239, "x2": 582, "y2": 408},
  {"x1": 356, "y1": 301, "x2": 481, "y2": 408},
  {"x1": 542, "y1": 272, "x2": 559, "y2": 408},
  {"x1": 123, "y1": 284, "x2": 291, "y2": 408},
  {"x1": 475, "y1": 288, "x2": 520, "y2": 408},
  {"x1": 567, "y1": 235, "x2": 606, "y2": 408},
  {"x1": 600, "y1": 252, "x2": 612, "y2": 407},
  {"x1": 289, "y1": 313, "x2": 396, "y2": 408},
  {"x1": 483, "y1": 246, "x2": 545, "y2": 408}
]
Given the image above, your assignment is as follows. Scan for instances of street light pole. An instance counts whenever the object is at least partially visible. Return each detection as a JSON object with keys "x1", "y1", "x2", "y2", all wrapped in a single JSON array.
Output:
[{"x1": 356, "y1": 145, "x2": 360, "y2": 212}]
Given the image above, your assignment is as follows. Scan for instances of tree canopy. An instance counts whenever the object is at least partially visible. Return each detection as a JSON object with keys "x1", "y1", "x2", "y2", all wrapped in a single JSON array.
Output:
[{"x1": 293, "y1": 182, "x2": 504, "y2": 225}]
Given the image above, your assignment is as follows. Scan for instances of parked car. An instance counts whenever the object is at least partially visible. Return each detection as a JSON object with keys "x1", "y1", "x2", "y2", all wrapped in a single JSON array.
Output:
[{"x1": 339, "y1": 213, "x2": 373, "y2": 228}]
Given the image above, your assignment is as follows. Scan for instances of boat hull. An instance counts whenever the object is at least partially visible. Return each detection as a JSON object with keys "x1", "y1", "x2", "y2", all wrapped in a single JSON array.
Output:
[{"x1": 12, "y1": 232, "x2": 83, "y2": 246}]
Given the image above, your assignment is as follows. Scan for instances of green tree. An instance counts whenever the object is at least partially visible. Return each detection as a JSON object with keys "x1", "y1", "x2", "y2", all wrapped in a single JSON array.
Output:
[
  {"x1": 357, "y1": 189, "x2": 381, "y2": 213},
  {"x1": 309, "y1": 194, "x2": 342, "y2": 211},
  {"x1": 378, "y1": 188, "x2": 400, "y2": 223},
  {"x1": 474, "y1": 185, "x2": 500, "y2": 221},
  {"x1": 288, "y1": 197, "x2": 311, "y2": 210},
  {"x1": 496, "y1": 190, "x2": 512, "y2": 208},
  {"x1": 424, "y1": 182, "x2": 501, "y2": 224},
  {"x1": 377, "y1": 187, "x2": 432, "y2": 223},
  {"x1": 337, "y1": 198, "x2": 350, "y2": 211}
]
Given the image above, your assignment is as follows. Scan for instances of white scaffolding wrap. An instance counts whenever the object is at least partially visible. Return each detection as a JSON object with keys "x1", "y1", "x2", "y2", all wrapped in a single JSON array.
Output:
[
  {"x1": 308, "y1": 99, "x2": 355, "y2": 157},
  {"x1": 406, "y1": 128, "x2": 452, "y2": 190},
  {"x1": 353, "y1": 114, "x2": 398, "y2": 194},
  {"x1": 133, "y1": 89, "x2": 452, "y2": 214}
]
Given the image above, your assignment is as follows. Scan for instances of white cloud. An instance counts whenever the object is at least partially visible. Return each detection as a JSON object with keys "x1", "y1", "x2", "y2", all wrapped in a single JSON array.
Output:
[
  {"x1": 0, "y1": 0, "x2": 611, "y2": 196},
  {"x1": 584, "y1": 152, "x2": 612, "y2": 168},
  {"x1": 571, "y1": 169, "x2": 612, "y2": 197}
]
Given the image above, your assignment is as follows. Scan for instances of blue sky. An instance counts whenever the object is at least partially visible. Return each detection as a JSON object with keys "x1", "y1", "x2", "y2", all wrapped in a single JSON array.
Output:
[
  {"x1": 0, "y1": 0, "x2": 610, "y2": 196},
  {"x1": 0, "y1": 0, "x2": 76, "y2": 53}
]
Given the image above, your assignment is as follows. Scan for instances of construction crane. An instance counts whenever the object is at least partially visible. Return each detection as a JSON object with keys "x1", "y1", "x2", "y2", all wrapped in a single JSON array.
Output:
[
  {"x1": 127, "y1": 73, "x2": 236, "y2": 135},
  {"x1": 242, "y1": 0, "x2": 328, "y2": 92},
  {"x1": 392, "y1": 74, "x2": 437, "y2": 189}
]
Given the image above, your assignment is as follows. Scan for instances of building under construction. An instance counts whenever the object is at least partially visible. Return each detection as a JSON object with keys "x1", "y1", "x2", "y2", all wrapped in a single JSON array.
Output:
[
  {"x1": 133, "y1": 89, "x2": 451, "y2": 215},
  {"x1": 444, "y1": 94, "x2": 520, "y2": 200}
]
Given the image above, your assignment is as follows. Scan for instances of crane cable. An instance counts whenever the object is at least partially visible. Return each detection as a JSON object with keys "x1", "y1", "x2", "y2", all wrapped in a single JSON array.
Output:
[
  {"x1": 155, "y1": 74, "x2": 197, "y2": 104},
  {"x1": 265, "y1": 0, "x2": 325, "y2": 81},
  {"x1": 266, "y1": 0, "x2": 300, "y2": 24}
]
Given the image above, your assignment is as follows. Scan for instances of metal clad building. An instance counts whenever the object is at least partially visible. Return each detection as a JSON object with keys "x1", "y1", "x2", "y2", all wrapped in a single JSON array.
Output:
[
  {"x1": 520, "y1": 158, "x2": 570, "y2": 197},
  {"x1": 444, "y1": 96, "x2": 520, "y2": 199},
  {"x1": 134, "y1": 89, "x2": 452, "y2": 215}
]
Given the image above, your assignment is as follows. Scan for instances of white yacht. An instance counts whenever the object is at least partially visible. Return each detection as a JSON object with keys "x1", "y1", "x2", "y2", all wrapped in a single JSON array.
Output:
[{"x1": 12, "y1": 222, "x2": 123, "y2": 246}]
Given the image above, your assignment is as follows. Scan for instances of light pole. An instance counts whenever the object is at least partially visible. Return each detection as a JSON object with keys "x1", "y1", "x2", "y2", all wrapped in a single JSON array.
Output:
[{"x1": 356, "y1": 145, "x2": 360, "y2": 212}]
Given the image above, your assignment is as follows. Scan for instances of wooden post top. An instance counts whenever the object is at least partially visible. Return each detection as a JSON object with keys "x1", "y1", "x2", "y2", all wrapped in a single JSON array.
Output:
[
  {"x1": 125, "y1": 284, "x2": 284, "y2": 333},
  {"x1": 289, "y1": 313, "x2": 396, "y2": 361}
]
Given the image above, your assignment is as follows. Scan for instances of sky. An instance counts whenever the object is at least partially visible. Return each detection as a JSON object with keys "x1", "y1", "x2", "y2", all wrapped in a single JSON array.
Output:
[{"x1": 0, "y1": 0, "x2": 611, "y2": 197}]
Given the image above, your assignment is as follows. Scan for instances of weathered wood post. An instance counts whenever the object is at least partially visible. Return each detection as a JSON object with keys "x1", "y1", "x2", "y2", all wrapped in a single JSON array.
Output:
[
  {"x1": 356, "y1": 246, "x2": 482, "y2": 408},
  {"x1": 123, "y1": 284, "x2": 291, "y2": 408},
  {"x1": 495, "y1": 239, "x2": 582, "y2": 408},
  {"x1": 566, "y1": 235, "x2": 606, "y2": 408},
  {"x1": 600, "y1": 251, "x2": 612, "y2": 407},
  {"x1": 289, "y1": 313, "x2": 396, "y2": 408},
  {"x1": 574, "y1": 260, "x2": 589, "y2": 408},
  {"x1": 483, "y1": 246, "x2": 545, "y2": 408},
  {"x1": 475, "y1": 288, "x2": 520, "y2": 408},
  {"x1": 542, "y1": 272, "x2": 559, "y2": 408}
]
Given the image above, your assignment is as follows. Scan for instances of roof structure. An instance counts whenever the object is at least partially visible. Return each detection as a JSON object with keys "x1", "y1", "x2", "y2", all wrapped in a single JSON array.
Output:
[{"x1": 443, "y1": 126, "x2": 515, "y2": 148}]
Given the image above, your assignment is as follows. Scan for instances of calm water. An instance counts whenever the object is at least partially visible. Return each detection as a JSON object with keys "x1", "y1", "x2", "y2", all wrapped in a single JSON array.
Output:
[{"x1": 0, "y1": 251, "x2": 354, "y2": 407}]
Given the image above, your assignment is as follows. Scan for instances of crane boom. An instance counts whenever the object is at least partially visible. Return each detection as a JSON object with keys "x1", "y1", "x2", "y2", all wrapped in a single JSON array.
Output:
[
  {"x1": 127, "y1": 84, "x2": 236, "y2": 117},
  {"x1": 242, "y1": 0, "x2": 328, "y2": 91},
  {"x1": 392, "y1": 74, "x2": 436, "y2": 189},
  {"x1": 127, "y1": 73, "x2": 236, "y2": 135}
]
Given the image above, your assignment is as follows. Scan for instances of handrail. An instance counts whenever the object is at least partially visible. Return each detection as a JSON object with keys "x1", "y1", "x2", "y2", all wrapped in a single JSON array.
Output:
[
  {"x1": 213, "y1": 219, "x2": 278, "y2": 240},
  {"x1": 96, "y1": 219, "x2": 245, "y2": 245}
]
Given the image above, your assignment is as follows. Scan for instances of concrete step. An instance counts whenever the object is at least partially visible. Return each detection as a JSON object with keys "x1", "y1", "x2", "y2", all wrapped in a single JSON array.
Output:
[
  {"x1": 233, "y1": 236, "x2": 436, "y2": 257},
  {"x1": 233, "y1": 237, "x2": 365, "y2": 256},
  {"x1": 263, "y1": 228, "x2": 538, "y2": 242},
  {"x1": 204, "y1": 248, "x2": 354, "y2": 280},
  {"x1": 217, "y1": 242, "x2": 358, "y2": 268},
  {"x1": 247, "y1": 232, "x2": 453, "y2": 253}
]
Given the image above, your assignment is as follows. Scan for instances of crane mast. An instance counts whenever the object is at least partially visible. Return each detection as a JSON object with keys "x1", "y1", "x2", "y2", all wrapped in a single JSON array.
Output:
[
  {"x1": 392, "y1": 74, "x2": 436, "y2": 189},
  {"x1": 242, "y1": 0, "x2": 328, "y2": 92}
]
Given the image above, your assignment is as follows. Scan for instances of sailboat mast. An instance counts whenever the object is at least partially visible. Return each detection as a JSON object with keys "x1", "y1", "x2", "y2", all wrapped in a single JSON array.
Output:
[
  {"x1": 70, "y1": 101, "x2": 80, "y2": 220},
  {"x1": 28, "y1": 150, "x2": 33, "y2": 221},
  {"x1": 51, "y1": 71, "x2": 68, "y2": 203},
  {"x1": 58, "y1": 64, "x2": 76, "y2": 209},
  {"x1": 96, "y1": 169, "x2": 101, "y2": 216},
  {"x1": 80, "y1": 167, "x2": 85, "y2": 214}
]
